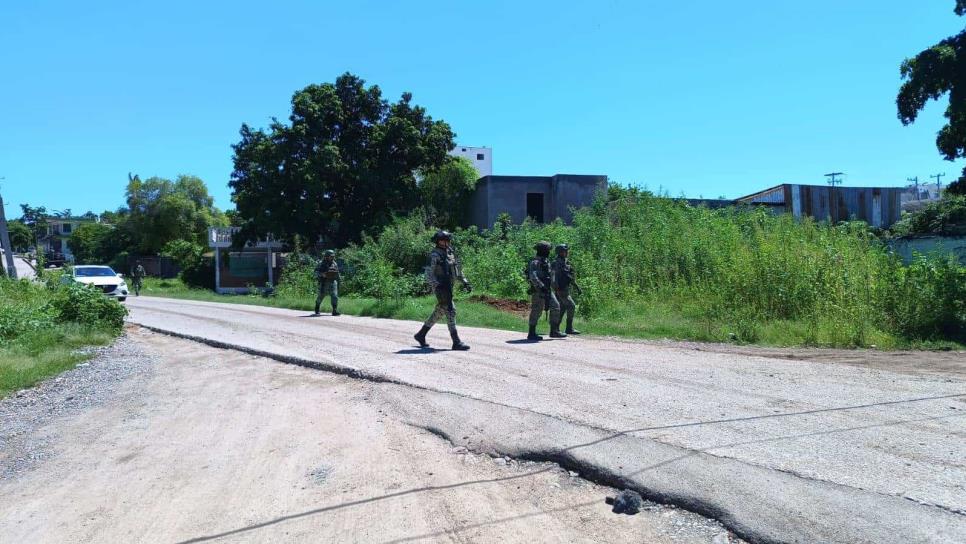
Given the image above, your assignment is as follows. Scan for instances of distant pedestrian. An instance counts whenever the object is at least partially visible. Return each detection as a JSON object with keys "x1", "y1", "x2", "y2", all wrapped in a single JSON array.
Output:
[
  {"x1": 413, "y1": 230, "x2": 471, "y2": 351},
  {"x1": 131, "y1": 261, "x2": 146, "y2": 296},
  {"x1": 527, "y1": 241, "x2": 564, "y2": 341},
  {"x1": 314, "y1": 250, "x2": 341, "y2": 316},
  {"x1": 552, "y1": 244, "x2": 582, "y2": 335}
]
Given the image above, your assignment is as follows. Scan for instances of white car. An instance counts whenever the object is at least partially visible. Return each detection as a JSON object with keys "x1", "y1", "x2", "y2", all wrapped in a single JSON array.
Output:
[{"x1": 69, "y1": 265, "x2": 130, "y2": 302}]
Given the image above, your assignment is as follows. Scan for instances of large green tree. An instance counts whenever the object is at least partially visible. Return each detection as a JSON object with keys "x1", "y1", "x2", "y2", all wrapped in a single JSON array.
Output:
[
  {"x1": 18, "y1": 204, "x2": 48, "y2": 249},
  {"x1": 67, "y1": 222, "x2": 114, "y2": 264},
  {"x1": 229, "y1": 73, "x2": 456, "y2": 246},
  {"x1": 124, "y1": 174, "x2": 227, "y2": 254},
  {"x1": 6, "y1": 221, "x2": 32, "y2": 252},
  {"x1": 897, "y1": 2, "x2": 966, "y2": 185},
  {"x1": 419, "y1": 156, "x2": 480, "y2": 229}
]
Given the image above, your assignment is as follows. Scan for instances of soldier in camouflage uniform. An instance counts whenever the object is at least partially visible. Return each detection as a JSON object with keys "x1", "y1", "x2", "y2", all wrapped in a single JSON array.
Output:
[
  {"x1": 314, "y1": 250, "x2": 341, "y2": 316},
  {"x1": 552, "y1": 244, "x2": 582, "y2": 335},
  {"x1": 131, "y1": 260, "x2": 146, "y2": 296},
  {"x1": 527, "y1": 241, "x2": 565, "y2": 341},
  {"x1": 414, "y1": 230, "x2": 471, "y2": 351}
]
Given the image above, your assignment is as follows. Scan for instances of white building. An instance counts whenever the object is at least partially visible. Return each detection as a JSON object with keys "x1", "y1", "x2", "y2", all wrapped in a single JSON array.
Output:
[{"x1": 449, "y1": 145, "x2": 492, "y2": 178}]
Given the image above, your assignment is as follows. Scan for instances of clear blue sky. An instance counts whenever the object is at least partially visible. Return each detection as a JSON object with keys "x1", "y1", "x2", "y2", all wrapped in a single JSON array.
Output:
[{"x1": 2, "y1": 0, "x2": 964, "y2": 216}]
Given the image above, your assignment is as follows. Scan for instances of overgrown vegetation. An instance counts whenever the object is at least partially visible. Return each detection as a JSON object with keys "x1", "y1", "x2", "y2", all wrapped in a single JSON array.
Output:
[
  {"x1": 0, "y1": 277, "x2": 127, "y2": 396},
  {"x1": 890, "y1": 195, "x2": 966, "y2": 236},
  {"x1": 266, "y1": 191, "x2": 964, "y2": 347}
]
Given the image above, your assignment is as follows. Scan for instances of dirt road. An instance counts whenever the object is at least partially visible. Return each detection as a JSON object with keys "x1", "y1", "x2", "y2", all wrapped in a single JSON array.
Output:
[
  {"x1": 0, "y1": 328, "x2": 734, "y2": 544},
  {"x1": 119, "y1": 296, "x2": 966, "y2": 543}
]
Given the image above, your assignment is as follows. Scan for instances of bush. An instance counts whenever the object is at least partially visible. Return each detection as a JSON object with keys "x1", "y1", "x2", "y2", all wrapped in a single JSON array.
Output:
[
  {"x1": 162, "y1": 239, "x2": 214, "y2": 289},
  {"x1": 891, "y1": 195, "x2": 966, "y2": 236},
  {"x1": 0, "y1": 278, "x2": 127, "y2": 345},
  {"x1": 336, "y1": 191, "x2": 965, "y2": 344},
  {"x1": 881, "y1": 254, "x2": 966, "y2": 341},
  {"x1": 51, "y1": 282, "x2": 127, "y2": 334}
]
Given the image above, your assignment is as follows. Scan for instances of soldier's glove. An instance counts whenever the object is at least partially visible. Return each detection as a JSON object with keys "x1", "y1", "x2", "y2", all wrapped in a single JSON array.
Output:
[{"x1": 462, "y1": 281, "x2": 472, "y2": 293}]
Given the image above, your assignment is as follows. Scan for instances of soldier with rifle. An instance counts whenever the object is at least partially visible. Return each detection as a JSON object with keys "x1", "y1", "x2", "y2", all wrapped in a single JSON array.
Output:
[
  {"x1": 314, "y1": 250, "x2": 341, "y2": 316},
  {"x1": 413, "y1": 230, "x2": 471, "y2": 351},
  {"x1": 551, "y1": 244, "x2": 582, "y2": 335},
  {"x1": 526, "y1": 241, "x2": 564, "y2": 341}
]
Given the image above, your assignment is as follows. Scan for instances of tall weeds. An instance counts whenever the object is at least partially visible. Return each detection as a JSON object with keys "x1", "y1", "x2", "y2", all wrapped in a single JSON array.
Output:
[{"x1": 278, "y1": 193, "x2": 965, "y2": 345}]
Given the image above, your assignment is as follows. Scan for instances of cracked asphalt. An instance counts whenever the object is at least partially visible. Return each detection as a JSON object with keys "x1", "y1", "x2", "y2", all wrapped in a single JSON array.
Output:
[{"x1": 125, "y1": 296, "x2": 966, "y2": 543}]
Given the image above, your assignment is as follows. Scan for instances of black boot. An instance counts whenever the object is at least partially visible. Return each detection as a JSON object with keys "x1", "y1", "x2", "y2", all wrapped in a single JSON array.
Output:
[
  {"x1": 314, "y1": 302, "x2": 321, "y2": 315},
  {"x1": 414, "y1": 326, "x2": 431, "y2": 348},
  {"x1": 565, "y1": 317, "x2": 581, "y2": 335},
  {"x1": 450, "y1": 328, "x2": 470, "y2": 351},
  {"x1": 527, "y1": 325, "x2": 543, "y2": 341},
  {"x1": 549, "y1": 323, "x2": 567, "y2": 338},
  {"x1": 331, "y1": 304, "x2": 341, "y2": 316}
]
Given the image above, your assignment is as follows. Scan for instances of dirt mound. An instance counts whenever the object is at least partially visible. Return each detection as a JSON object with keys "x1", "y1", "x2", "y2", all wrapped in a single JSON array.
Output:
[{"x1": 469, "y1": 294, "x2": 530, "y2": 314}]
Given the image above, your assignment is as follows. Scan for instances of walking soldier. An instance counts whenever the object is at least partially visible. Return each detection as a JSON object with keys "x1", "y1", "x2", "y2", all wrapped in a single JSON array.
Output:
[
  {"x1": 414, "y1": 230, "x2": 471, "y2": 351},
  {"x1": 527, "y1": 241, "x2": 565, "y2": 341},
  {"x1": 314, "y1": 250, "x2": 341, "y2": 316},
  {"x1": 552, "y1": 244, "x2": 582, "y2": 335},
  {"x1": 131, "y1": 260, "x2": 146, "y2": 296}
]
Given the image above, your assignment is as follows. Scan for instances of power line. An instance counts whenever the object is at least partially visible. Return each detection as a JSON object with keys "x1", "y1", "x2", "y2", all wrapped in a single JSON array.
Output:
[
  {"x1": 930, "y1": 173, "x2": 946, "y2": 195},
  {"x1": 824, "y1": 172, "x2": 844, "y2": 186},
  {"x1": 907, "y1": 176, "x2": 920, "y2": 201}
]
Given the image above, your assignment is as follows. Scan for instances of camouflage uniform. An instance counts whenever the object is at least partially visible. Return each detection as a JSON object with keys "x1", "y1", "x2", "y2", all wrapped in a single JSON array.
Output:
[
  {"x1": 414, "y1": 231, "x2": 471, "y2": 350},
  {"x1": 527, "y1": 241, "x2": 564, "y2": 340},
  {"x1": 131, "y1": 263, "x2": 146, "y2": 296},
  {"x1": 314, "y1": 252, "x2": 340, "y2": 315},
  {"x1": 552, "y1": 244, "x2": 581, "y2": 334}
]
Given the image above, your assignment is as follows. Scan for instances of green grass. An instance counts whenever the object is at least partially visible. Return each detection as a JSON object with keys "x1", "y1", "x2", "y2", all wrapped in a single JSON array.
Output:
[
  {"x1": 140, "y1": 278, "x2": 964, "y2": 350},
  {"x1": 0, "y1": 324, "x2": 115, "y2": 397}
]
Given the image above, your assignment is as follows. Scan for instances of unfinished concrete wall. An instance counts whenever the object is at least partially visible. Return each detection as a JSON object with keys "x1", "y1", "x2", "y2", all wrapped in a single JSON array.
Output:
[
  {"x1": 467, "y1": 174, "x2": 606, "y2": 228},
  {"x1": 551, "y1": 175, "x2": 608, "y2": 223}
]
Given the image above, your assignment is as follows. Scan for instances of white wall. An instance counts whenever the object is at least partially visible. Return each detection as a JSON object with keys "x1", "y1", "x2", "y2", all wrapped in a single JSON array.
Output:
[{"x1": 449, "y1": 145, "x2": 492, "y2": 177}]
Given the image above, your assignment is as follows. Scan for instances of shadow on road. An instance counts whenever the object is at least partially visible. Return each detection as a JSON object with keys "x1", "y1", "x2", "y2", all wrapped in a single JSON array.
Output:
[
  {"x1": 396, "y1": 348, "x2": 439, "y2": 355},
  {"x1": 173, "y1": 391, "x2": 966, "y2": 544},
  {"x1": 175, "y1": 467, "x2": 557, "y2": 544}
]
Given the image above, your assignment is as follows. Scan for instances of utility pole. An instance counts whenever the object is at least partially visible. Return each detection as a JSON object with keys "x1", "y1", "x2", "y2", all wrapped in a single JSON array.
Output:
[
  {"x1": 0, "y1": 179, "x2": 19, "y2": 279},
  {"x1": 825, "y1": 172, "x2": 844, "y2": 222},
  {"x1": 930, "y1": 173, "x2": 946, "y2": 197},
  {"x1": 907, "y1": 176, "x2": 920, "y2": 200}
]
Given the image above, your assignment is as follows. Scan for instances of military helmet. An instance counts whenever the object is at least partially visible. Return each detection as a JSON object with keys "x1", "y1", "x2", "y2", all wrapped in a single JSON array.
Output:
[
  {"x1": 534, "y1": 240, "x2": 552, "y2": 252},
  {"x1": 323, "y1": 249, "x2": 335, "y2": 257},
  {"x1": 555, "y1": 243, "x2": 569, "y2": 254},
  {"x1": 432, "y1": 230, "x2": 453, "y2": 243}
]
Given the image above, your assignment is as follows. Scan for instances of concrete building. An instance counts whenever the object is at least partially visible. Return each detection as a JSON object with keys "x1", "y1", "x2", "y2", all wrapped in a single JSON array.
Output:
[
  {"x1": 737, "y1": 184, "x2": 903, "y2": 228},
  {"x1": 467, "y1": 174, "x2": 607, "y2": 228},
  {"x1": 39, "y1": 216, "x2": 100, "y2": 263},
  {"x1": 449, "y1": 145, "x2": 492, "y2": 177}
]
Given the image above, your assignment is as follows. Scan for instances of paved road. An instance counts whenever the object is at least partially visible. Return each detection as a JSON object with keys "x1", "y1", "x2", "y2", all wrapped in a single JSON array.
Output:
[
  {"x1": 0, "y1": 249, "x2": 34, "y2": 279},
  {"x1": 127, "y1": 296, "x2": 966, "y2": 543}
]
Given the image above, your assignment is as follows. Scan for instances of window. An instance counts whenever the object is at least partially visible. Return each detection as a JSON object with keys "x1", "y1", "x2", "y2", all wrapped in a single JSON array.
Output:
[
  {"x1": 526, "y1": 193, "x2": 545, "y2": 223},
  {"x1": 476, "y1": 153, "x2": 485, "y2": 160},
  {"x1": 62, "y1": 223, "x2": 72, "y2": 234}
]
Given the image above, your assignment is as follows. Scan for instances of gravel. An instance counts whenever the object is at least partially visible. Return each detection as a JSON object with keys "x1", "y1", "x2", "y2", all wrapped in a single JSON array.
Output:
[{"x1": 0, "y1": 334, "x2": 155, "y2": 479}]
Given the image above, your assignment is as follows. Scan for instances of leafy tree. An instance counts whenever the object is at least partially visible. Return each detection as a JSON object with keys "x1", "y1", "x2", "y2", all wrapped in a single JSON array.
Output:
[
  {"x1": 230, "y1": 72, "x2": 456, "y2": 246},
  {"x1": 947, "y1": 176, "x2": 965, "y2": 196},
  {"x1": 67, "y1": 222, "x2": 114, "y2": 264},
  {"x1": 124, "y1": 174, "x2": 227, "y2": 254},
  {"x1": 18, "y1": 204, "x2": 48, "y2": 248},
  {"x1": 7, "y1": 220, "x2": 32, "y2": 252},
  {"x1": 419, "y1": 156, "x2": 480, "y2": 229},
  {"x1": 897, "y1": 2, "x2": 966, "y2": 185}
]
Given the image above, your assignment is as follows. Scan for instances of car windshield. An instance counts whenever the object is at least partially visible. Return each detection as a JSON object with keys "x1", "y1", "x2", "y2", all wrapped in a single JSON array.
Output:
[{"x1": 74, "y1": 267, "x2": 117, "y2": 277}]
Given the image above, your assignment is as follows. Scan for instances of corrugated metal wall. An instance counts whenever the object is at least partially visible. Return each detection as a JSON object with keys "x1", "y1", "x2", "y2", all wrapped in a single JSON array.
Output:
[{"x1": 786, "y1": 185, "x2": 902, "y2": 227}]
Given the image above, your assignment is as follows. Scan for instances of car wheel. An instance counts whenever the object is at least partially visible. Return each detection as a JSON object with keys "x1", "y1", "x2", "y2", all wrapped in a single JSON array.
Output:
[{"x1": 118, "y1": 297, "x2": 127, "y2": 303}]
